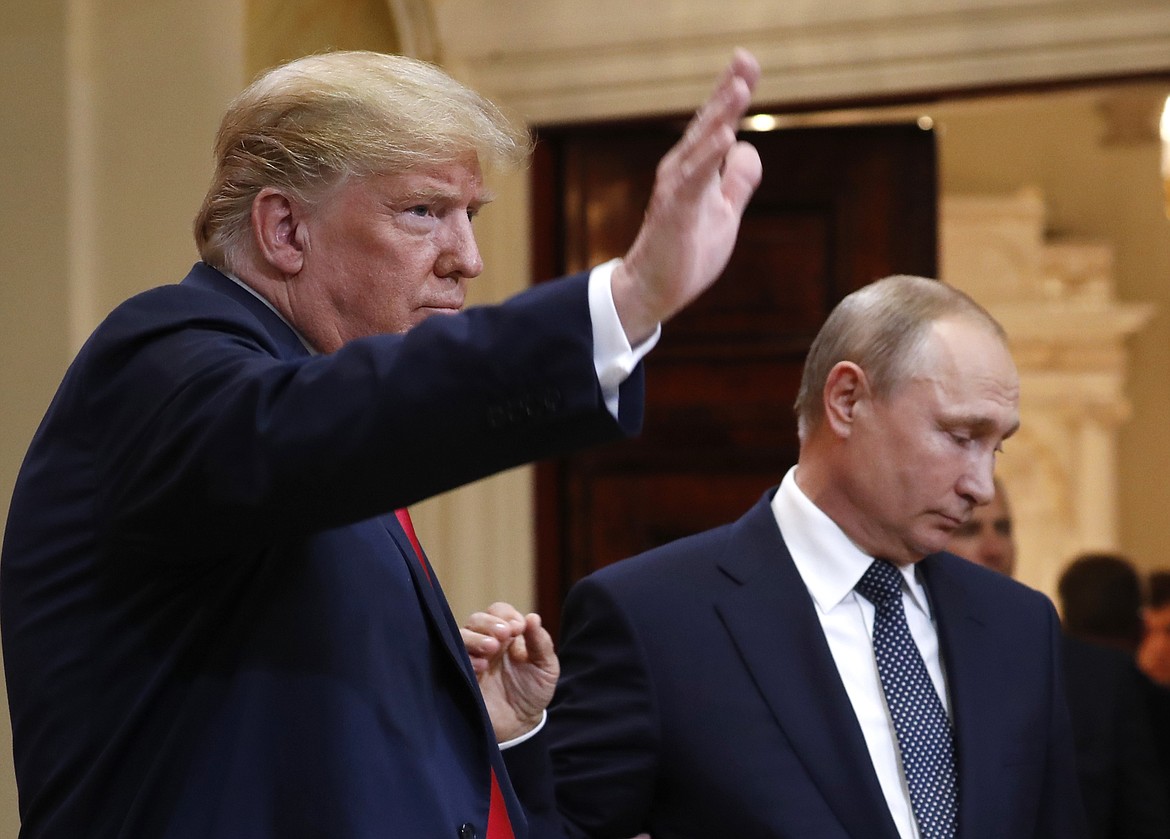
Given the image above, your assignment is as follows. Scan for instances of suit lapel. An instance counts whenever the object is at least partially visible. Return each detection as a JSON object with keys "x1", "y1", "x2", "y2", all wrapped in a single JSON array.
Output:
[
  {"x1": 381, "y1": 514, "x2": 481, "y2": 688},
  {"x1": 713, "y1": 494, "x2": 900, "y2": 839},
  {"x1": 382, "y1": 515, "x2": 529, "y2": 830},
  {"x1": 917, "y1": 555, "x2": 1000, "y2": 839}
]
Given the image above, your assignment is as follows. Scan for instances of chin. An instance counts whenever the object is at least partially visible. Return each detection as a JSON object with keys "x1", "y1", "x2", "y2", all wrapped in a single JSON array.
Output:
[{"x1": 917, "y1": 534, "x2": 951, "y2": 558}]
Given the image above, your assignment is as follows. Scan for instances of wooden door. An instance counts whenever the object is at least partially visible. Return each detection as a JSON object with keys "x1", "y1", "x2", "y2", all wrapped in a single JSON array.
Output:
[{"x1": 532, "y1": 121, "x2": 937, "y2": 637}]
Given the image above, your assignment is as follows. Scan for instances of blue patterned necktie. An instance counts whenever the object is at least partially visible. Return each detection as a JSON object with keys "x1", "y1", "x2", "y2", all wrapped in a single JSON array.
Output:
[{"x1": 855, "y1": 558, "x2": 959, "y2": 839}]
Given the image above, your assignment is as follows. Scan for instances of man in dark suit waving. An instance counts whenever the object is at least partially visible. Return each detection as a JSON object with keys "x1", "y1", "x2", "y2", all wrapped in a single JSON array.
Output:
[
  {"x1": 0, "y1": 49, "x2": 762, "y2": 839},
  {"x1": 539, "y1": 275, "x2": 1087, "y2": 838}
]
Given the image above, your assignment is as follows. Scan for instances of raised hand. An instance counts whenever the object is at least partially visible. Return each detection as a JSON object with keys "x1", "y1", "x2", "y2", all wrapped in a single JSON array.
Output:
[
  {"x1": 461, "y1": 602, "x2": 560, "y2": 742},
  {"x1": 611, "y1": 48, "x2": 763, "y2": 344}
]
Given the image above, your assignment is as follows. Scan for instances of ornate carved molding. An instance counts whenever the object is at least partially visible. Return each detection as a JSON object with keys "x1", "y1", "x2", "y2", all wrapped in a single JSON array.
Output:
[
  {"x1": 942, "y1": 188, "x2": 1154, "y2": 596},
  {"x1": 391, "y1": 0, "x2": 1170, "y2": 123}
]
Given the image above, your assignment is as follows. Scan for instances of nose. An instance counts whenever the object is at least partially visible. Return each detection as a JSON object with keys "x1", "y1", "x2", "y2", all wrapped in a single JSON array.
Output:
[
  {"x1": 436, "y1": 213, "x2": 483, "y2": 280},
  {"x1": 958, "y1": 458, "x2": 996, "y2": 508}
]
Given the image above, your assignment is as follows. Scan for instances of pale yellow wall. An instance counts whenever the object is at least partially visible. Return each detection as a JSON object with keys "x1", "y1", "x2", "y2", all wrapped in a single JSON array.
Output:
[
  {"x1": 935, "y1": 90, "x2": 1170, "y2": 577},
  {"x1": 0, "y1": 8, "x2": 72, "y2": 833},
  {"x1": 85, "y1": 2, "x2": 250, "y2": 325},
  {"x1": 1, "y1": 3, "x2": 72, "y2": 537},
  {"x1": 246, "y1": 0, "x2": 398, "y2": 79},
  {"x1": 0, "y1": 0, "x2": 247, "y2": 831}
]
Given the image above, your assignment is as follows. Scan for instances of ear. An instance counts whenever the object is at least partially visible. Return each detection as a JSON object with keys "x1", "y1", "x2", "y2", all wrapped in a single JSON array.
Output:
[
  {"x1": 251, "y1": 187, "x2": 308, "y2": 276},
  {"x1": 823, "y1": 361, "x2": 869, "y2": 438}
]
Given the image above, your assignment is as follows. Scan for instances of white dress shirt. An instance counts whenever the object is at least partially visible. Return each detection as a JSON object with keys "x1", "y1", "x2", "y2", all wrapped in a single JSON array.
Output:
[{"x1": 772, "y1": 467, "x2": 953, "y2": 839}]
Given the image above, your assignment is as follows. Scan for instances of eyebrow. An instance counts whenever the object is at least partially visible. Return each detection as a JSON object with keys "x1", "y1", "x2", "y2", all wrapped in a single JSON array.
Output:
[
  {"x1": 395, "y1": 185, "x2": 496, "y2": 208},
  {"x1": 941, "y1": 415, "x2": 1019, "y2": 439}
]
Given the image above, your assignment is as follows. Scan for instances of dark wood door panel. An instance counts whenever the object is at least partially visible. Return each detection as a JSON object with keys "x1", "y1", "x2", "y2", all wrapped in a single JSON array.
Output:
[
  {"x1": 575, "y1": 470, "x2": 781, "y2": 583},
  {"x1": 533, "y1": 120, "x2": 937, "y2": 638}
]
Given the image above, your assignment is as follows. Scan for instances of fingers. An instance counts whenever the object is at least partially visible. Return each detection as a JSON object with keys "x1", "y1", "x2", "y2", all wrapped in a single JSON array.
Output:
[
  {"x1": 465, "y1": 602, "x2": 526, "y2": 641},
  {"x1": 482, "y1": 601, "x2": 527, "y2": 627},
  {"x1": 459, "y1": 626, "x2": 499, "y2": 674},
  {"x1": 729, "y1": 46, "x2": 761, "y2": 89},
  {"x1": 463, "y1": 602, "x2": 529, "y2": 673},
  {"x1": 520, "y1": 613, "x2": 556, "y2": 668},
  {"x1": 691, "y1": 48, "x2": 760, "y2": 144},
  {"x1": 721, "y1": 140, "x2": 763, "y2": 216},
  {"x1": 665, "y1": 48, "x2": 759, "y2": 196}
]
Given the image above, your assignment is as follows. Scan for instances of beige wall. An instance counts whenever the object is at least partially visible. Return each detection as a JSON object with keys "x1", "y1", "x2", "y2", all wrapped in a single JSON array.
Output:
[
  {"x1": 0, "y1": 0, "x2": 246, "y2": 831},
  {"x1": 246, "y1": 0, "x2": 398, "y2": 79},
  {"x1": 0, "y1": 7, "x2": 71, "y2": 832}
]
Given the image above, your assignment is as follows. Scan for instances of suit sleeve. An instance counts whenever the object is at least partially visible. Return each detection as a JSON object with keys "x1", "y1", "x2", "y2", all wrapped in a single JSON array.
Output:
[
  {"x1": 532, "y1": 575, "x2": 662, "y2": 839},
  {"x1": 88, "y1": 273, "x2": 642, "y2": 558}
]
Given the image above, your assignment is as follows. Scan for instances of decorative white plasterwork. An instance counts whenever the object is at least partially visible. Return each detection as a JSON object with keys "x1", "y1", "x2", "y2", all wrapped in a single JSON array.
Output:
[
  {"x1": 941, "y1": 188, "x2": 1155, "y2": 598},
  {"x1": 388, "y1": 0, "x2": 1170, "y2": 124}
]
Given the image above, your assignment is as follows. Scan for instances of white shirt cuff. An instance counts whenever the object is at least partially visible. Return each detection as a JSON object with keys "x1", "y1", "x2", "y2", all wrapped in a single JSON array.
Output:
[
  {"x1": 588, "y1": 258, "x2": 661, "y2": 418},
  {"x1": 499, "y1": 710, "x2": 547, "y2": 750}
]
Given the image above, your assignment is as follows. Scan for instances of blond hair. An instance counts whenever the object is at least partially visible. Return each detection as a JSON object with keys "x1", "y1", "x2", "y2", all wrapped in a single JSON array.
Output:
[
  {"x1": 794, "y1": 275, "x2": 1006, "y2": 440},
  {"x1": 194, "y1": 51, "x2": 531, "y2": 271}
]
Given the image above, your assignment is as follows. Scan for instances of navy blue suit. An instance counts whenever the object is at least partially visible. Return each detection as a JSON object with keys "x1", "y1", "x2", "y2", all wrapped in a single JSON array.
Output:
[
  {"x1": 1, "y1": 263, "x2": 643, "y2": 839},
  {"x1": 544, "y1": 489, "x2": 1087, "y2": 839}
]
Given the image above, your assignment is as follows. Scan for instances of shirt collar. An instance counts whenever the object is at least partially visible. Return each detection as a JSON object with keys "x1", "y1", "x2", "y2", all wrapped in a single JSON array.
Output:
[{"x1": 772, "y1": 467, "x2": 932, "y2": 619}]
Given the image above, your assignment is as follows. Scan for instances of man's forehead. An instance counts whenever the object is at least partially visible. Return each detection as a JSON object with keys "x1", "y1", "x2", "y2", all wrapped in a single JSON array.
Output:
[
  {"x1": 921, "y1": 322, "x2": 1019, "y2": 412},
  {"x1": 379, "y1": 160, "x2": 491, "y2": 203}
]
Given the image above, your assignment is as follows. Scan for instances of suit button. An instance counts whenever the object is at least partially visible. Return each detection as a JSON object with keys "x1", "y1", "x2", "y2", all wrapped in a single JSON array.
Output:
[{"x1": 458, "y1": 823, "x2": 477, "y2": 839}]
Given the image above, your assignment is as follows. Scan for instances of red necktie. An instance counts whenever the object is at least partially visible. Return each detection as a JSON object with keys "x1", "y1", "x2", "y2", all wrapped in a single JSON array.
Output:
[
  {"x1": 394, "y1": 508, "x2": 515, "y2": 839},
  {"x1": 394, "y1": 507, "x2": 431, "y2": 582}
]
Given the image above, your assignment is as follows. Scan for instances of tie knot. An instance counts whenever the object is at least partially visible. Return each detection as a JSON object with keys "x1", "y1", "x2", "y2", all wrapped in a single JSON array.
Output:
[{"x1": 855, "y1": 558, "x2": 904, "y2": 606}]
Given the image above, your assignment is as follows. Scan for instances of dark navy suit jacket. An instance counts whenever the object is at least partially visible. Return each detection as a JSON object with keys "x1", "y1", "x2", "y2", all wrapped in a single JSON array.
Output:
[
  {"x1": 543, "y1": 489, "x2": 1088, "y2": 839},
  {"x1": 1, "y1": 263, "x2": 643, "y2": 839}
]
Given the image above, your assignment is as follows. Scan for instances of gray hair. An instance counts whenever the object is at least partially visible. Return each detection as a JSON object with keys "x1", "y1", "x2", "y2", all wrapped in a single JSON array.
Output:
[
  {"x1": 794, "y1": 275, "x2": 1006, "y2": 440},
  {"x1": 194, "y1": 51, "x2": 532, "y2": 272}
]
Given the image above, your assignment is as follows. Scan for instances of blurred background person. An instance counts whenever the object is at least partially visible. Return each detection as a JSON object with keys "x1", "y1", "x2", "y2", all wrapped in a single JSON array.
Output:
[
  {"x1": 1059, "y1": 553, "x2": 1146, "y2": 654},
  {"x1": 948, "y1": 483, "x2": 1170, "y2": 839},
  {"x1": 1137, "y1": 569, "x2": 1170, "y2": 812},
  {"x1": 944, "y1": 477, "x2": 1015, "y2": 576},
  {"x1": 1138, "y1": 570, "x2": 1170, "y2": 687}
]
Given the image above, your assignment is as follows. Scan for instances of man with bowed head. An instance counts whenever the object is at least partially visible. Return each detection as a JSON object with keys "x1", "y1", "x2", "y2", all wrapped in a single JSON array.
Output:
[
  {"x1": 0, "y1": 50, "x2": 762, "y2": 838},
  {"x1": 487, "y1": 275, "x2": 1087, "y2": 838}
]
